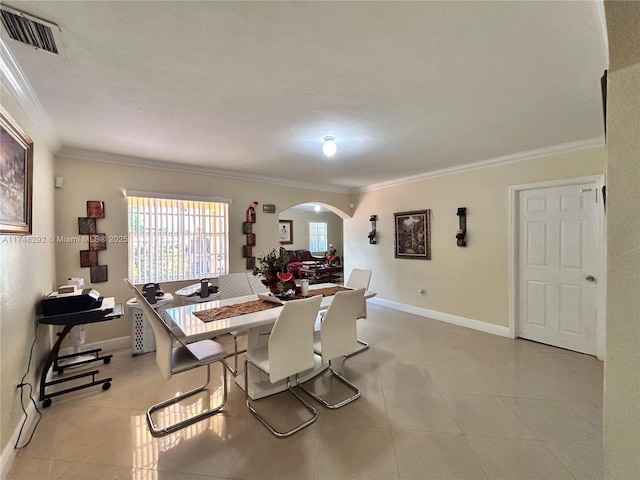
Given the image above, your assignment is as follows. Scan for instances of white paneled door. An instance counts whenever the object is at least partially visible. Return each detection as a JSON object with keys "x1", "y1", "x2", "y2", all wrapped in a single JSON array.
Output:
[{"x1": 517, "y1": 181, "x2": 602, "y2": 355}]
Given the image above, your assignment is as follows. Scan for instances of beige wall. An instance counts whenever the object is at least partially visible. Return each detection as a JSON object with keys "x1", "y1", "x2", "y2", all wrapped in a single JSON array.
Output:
[
  {"x1": 603, "y1": 2, "x2": 640, "y2": 477},
  {"x1": 57, "y1": 148, "x2": 607, "y2": 341},
  {"x1": 0, "y1": 92, "x2": 56, "y2": 457},
  {"x1": 278, "y1": 209, "x2": 344, "y2": 257},
  {"x1": 346, "y1": 147, "x2": 606, "y2": 328},
  {"x1": 53, "y1": 156, "x2": 351, "y2": 344}
]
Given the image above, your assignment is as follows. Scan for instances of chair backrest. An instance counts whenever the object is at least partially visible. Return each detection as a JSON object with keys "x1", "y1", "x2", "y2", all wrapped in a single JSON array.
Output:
[
  {"x1": 218, "y1": 273, "x2": 253, "y2": 299},
  {"x1": 267, "y1": 295, "x2": 322, "y2": 383},
  {"x1": 345, "y1": 269, "x2": 371, "y2": 319},
  {"x1": 124, "y1": 278, "x2": 174, "y2": 380},
  {"x1": 247, "y1": 274, "x2": 269, "y2": 294},
  {"x1": 320, "y1": 288, "x2": 366, "y2": 361},
  {"x1": 346, "y1": 269, "x2": 372, "y2": 290}
]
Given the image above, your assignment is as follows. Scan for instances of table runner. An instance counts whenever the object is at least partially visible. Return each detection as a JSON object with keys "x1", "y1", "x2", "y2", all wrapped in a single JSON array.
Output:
[
  {"x1": 194, "y1": 299, "x2": 280, "y2": 323},
  {"x1": 304, "y1": 285, "x2": 350, "y2": 298},
  {"x1": 194, "y1": 286, "x2": 351, "y2": 323}
]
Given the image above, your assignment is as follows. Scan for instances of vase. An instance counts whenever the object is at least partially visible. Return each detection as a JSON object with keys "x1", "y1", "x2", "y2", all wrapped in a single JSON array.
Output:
[{"x1": 266, "y1": 279, "x2": 296, "y2": 299}]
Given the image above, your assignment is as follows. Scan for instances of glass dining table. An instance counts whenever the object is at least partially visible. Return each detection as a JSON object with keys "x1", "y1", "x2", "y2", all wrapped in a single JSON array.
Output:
[{"x1": 164, "y1": 283, "x2": 376, "y2": 399}]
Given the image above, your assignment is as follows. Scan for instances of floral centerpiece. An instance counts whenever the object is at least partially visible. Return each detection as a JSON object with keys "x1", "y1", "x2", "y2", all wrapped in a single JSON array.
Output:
[
  {"x1": 325, "y1": 244, "x2": 338, "y2": 265},
  {"x1": 252, "y1": 247, "x2": 296, "y2": 298}
]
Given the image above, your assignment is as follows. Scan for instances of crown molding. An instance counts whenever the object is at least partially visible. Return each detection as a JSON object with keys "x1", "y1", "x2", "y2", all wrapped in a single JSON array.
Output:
[
  {"x1": 0, "y1": 39, "x2": 60, "y2": 151},
  {"x1": 60, "y1": 136, "x2": 605, "y2": 196},
  {"x1": 359, "y1": 137, "x2": 606, "y2": 192},
  {"x1": 57, "y1": 147, "x2": 354, "y2": 195}
]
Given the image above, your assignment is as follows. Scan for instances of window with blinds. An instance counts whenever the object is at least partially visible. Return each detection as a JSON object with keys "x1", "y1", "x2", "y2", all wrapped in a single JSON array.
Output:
[
  {"x1": 308, "y1": 222, "x2": 328, "y2": 253},
  {"x1": 127, "y1": 195, "x2": 228, "y2": 284}
]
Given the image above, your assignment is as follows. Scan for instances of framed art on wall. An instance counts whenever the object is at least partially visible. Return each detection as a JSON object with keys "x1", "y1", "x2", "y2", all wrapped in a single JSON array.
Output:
[
  {"x1": 89, "y1": 233, "x2": 107, "y2": 251},
  {"x1": 87, "y1": 200, "x2": 105, "y2": 218},
  {"x1": 80, "y1": 249, "x2": 99, "y2": 267},
  {"x1": 90, "y1": 265, "x2": 108, "y2": 283},
  {"x1": 279, "y1": 220, "x2": 293, "y2": 244},
  {"x1": 0, "y1": 106, "x2": 33, "y2": 234},
  {"x1": 394, "y1": 210, "x2": 431, "y2": 260},
  {"x1": 78, "y1": 217, "x2": 97, "y2": 234}
]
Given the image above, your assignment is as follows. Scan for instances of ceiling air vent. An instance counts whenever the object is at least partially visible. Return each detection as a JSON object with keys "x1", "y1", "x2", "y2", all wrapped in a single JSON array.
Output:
[{"x1": 0, "y1": 5, "x2": 61, "y2": 55}]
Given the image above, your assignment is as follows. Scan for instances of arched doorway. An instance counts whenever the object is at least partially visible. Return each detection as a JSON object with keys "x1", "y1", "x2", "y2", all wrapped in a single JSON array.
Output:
[{"x1": 278, "y1": 202, "x2": 347, "y2": 282}]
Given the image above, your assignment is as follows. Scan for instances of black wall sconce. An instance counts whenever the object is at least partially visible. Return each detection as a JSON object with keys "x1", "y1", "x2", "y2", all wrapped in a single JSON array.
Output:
[
  {"x1": 368, "y1": 215, "x2": 377, "y2": 244},
  {"x1": 456, "y1": 208, "x2": 467, "y2": 247}
]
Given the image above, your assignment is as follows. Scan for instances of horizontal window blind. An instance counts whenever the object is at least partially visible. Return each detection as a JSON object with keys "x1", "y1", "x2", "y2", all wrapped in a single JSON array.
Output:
[{"x1": 127, "y1": 196, "x2": 228, "y2": 284}]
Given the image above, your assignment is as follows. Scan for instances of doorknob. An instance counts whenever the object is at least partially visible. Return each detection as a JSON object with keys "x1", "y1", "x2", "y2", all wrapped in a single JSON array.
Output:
[{"x1": 586, "y1": 275, "x2": 596, "y2": 282}]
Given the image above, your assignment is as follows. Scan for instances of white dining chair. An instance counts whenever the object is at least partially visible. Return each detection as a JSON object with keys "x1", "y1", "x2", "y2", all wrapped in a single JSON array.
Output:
[
  {"x1": 124, "y1": 279, "x2": 229, "y2": 437},
  {"x1": 300, "y1": 288, "x2": 364, "y2": 409},
  {"x1": 244, "y1": 295, "x2": 322, "y2": 437},
  {"x1": 218, "y1": 272, "x2": 254, "y2": 299},
  {"x1": 247, "y1": 273, "x2": 269, "y2": 294},
  {"x1": 344, "y1": 268, "x2": 372, "y2": 357}
]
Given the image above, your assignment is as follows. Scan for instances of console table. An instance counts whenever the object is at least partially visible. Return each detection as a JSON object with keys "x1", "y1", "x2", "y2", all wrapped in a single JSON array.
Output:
[{"x1": 38, "y1": 301, "x2": 123, "y2": 407}]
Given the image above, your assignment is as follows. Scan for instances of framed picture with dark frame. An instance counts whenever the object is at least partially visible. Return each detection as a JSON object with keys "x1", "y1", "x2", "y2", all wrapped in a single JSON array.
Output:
[
  {"x1": 279, "y1": 219, "x2": 293, "y2": 244},
  {"x1": 87, "y1": 200, "x2": 105, "y2": 218},
  {"x1": 394, "y1": 210, "x2": 431, "y2": 260},
  {"x1": 246, "y1": 233, "x2": 256, "y2": 246},
  {"x1": 80, "y1": 249, "x2": 99, "y2": 267},
  {"x1": 90, "y1": 265, "x2": 108, "y2": 283},
  {"x1": 89, "y1": 233, "x2": 107, "y2": 251},
  {"x1": 0, "y1": 106, "x2": 33, "y2": 234},
  {"x1": 78, "y1": 217, "x2": 97, "y2": 234}
]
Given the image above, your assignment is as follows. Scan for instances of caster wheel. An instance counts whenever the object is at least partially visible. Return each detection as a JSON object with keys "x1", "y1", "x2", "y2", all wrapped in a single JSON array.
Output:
[
  {"x1": 103, "y1": 357, "x2": 111, "y2": 364},
  {"x1": 43, "y1": 398, "x2": 52, "y2": 408},
  {"x1": 102, "y1": 382, "x2": 111, "y2": 391}
]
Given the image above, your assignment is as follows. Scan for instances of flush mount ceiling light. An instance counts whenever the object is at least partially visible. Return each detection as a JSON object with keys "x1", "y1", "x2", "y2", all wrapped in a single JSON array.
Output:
[{"x1": 322, "y1": 136, "x2": 337, "y2": 157}]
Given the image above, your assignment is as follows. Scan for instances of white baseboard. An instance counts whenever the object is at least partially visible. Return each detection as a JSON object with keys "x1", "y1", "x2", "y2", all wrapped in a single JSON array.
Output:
[
  {"x1": 1, "y1": 398, "x2": 37, "y2": 480},
  {"x1": 59, "y1": 335, "x2": 130, "y2": 357},
  {"x1": 369, "y1": 297, "x2": 514, "y2": 338}
]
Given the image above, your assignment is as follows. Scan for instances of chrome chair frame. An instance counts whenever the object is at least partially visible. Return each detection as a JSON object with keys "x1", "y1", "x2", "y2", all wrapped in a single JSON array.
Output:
[
  {"x1": 300, "y1": 288, "x2": 365, "y2": 409},
  {"x1": 301, "y1": 361, "x2": 360, "y2": 409},
  {"x1": 244, "y1": 359, "x2": 318, "y2": 438},
  {"x1": 125, "y1": 279, "x2": 229, "y2": 437},
  {"x1": 244, "y1": 295, "x2": 322, "y2": 437},
  {"x1": 221, "y1": 331, "x2": 241, "y2": 376},
  {"x1": 147, "y1": 358, "x2": 227, "y2": 437}
]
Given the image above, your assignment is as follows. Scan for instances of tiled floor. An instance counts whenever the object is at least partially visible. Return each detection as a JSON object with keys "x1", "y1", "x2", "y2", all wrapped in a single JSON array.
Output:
[{"x1": 8, "y1": 305, "x2": 603, "y2": 479}]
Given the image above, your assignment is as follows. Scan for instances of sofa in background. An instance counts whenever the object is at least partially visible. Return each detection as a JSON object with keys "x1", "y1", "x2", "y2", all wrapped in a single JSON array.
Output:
[
  {"x1": 286, "y1": 249, "x2": 325, "y2": 262},
  {"x1": 286, "y1": 250, "x2": 325, "y2": 278}
]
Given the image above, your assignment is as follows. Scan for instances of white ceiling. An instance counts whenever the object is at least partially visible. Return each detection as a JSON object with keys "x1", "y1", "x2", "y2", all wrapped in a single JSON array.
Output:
[{"x1": 1, "y1": 1, "x2": 608, "y2": 193}]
